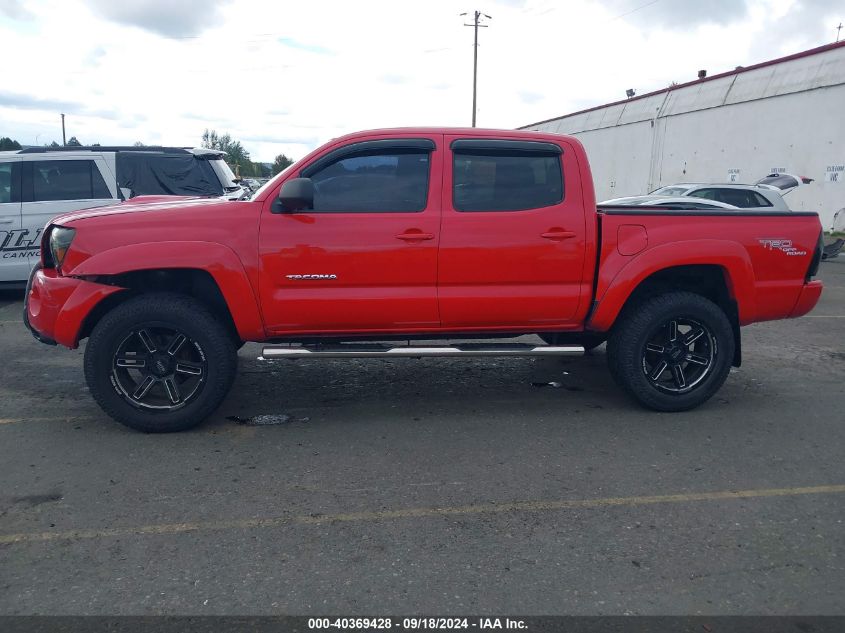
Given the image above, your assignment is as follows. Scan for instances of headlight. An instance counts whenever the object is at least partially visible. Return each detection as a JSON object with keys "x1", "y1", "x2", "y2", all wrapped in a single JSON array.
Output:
[{"x1": 49, "y1": 227, "x2": 76, "y2": 270}]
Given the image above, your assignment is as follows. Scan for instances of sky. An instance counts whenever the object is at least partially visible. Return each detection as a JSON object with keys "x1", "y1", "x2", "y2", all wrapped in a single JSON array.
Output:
[{"x1": 0, "y1": 0, "x2": 841, "y2": 163}]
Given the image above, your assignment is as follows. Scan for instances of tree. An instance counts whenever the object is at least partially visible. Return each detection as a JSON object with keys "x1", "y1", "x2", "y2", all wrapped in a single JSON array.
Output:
[
  {"x1": 66, "y1": 136, "x2": 82, "y2": 146},
  {"x1": 202, "y1": 128, "x2": 255, "y2": 176},
  {"x1": 0, "y1": 137, "x2": 22, "y2": 151},
  {"x1": 133, "y1": 141, "x2": 146, "y2": 147},
  {"x1": 49, "y1": 141, "x2": 60, "y2": 148},
  {"x1": 272, "y1": 153, "x2": 294, "y2": 175}
]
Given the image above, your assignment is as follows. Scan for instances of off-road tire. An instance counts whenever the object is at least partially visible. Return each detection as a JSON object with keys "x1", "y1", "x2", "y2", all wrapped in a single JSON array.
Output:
[
  {"x1": 84, "y1": 293, "x2": 237, "y2": 432},
  {"x1": 607, "y1": 291, "x2": 734, "y2": 412}
]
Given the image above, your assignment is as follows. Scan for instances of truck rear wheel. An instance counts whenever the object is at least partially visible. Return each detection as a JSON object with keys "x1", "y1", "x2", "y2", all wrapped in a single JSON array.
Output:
[
  {"x1": 84, "y1": 293, "x2": 237, "y2": 432},
  {"x1": 607, "y1": 291, "x2": 734, "y2": 412}
]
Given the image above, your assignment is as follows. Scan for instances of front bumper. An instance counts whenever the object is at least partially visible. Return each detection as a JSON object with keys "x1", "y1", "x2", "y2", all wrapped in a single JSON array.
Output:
[
  {"x1": 23, "y1": 265, "x2": 56, "y2": 345},
  {"x1": 789, "y1": 279, "x2": 824, "y2": 318},
  {"x1": 24, "y1": 265, "x2": 122, "y2": 348}
]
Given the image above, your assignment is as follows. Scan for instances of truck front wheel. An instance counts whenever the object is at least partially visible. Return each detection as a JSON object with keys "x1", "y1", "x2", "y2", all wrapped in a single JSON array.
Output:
[
  {"x1": 84, "y1": 293, "x2": 237, "y2": 432},
  {"x1": 607, "y1": 292, "x2": 734, "y2": 412}
]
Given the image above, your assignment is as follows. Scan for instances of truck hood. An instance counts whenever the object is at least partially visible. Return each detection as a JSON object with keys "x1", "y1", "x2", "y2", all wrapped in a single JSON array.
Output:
[{"x1": 52, "y1": 196, "x2": 230, "y2": 225}]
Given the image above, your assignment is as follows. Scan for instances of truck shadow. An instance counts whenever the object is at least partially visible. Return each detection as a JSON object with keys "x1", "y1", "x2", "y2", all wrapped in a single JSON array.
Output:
[{"x1": 218, "y1": 347, "x2": 633, "y2": 428}]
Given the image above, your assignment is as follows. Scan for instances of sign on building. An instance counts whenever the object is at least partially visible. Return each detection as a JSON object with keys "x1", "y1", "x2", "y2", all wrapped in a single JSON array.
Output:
[{"x1": 825, "y1": 165, "x2": 844, "y2": 183}]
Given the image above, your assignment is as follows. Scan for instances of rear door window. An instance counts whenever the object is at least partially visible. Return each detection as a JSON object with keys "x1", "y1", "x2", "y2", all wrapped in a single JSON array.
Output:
[
  {"x1": 32, "y1": 160, "x2": 111, "y2": 201},
  {"x1": 452, "y1": 144, "x2": 563, "y2": 212}
]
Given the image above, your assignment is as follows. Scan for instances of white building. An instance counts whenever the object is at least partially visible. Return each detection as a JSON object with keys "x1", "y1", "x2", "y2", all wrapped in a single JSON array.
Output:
[{"x1": 520, "y1": 41, "x2": 845, "y2": 229}]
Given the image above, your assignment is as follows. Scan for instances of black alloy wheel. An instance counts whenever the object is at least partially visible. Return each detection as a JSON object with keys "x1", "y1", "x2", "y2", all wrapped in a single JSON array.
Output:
[
  {"x1": 641, "y1": 317, "x2": 715, "y2": 394},
  {"x1": 606, "y1": 291, "x2": 734, "y2": 412},
  {"x1": 85, "y1": 293, "x2": 237, "y2": 432},
  {"x1": 112, "y1": 326, "x2": 207, "y2": 410}
]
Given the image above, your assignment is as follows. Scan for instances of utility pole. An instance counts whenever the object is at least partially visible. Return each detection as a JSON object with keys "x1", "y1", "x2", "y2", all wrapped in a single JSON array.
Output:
[
  {"x1": 837, "y1": 22, "x2": 843, "y2": 43},
  {"x1": 462, "y1": 10, "x2": 491, "y2": 127},
  {"x1": 60, "y1": 113, "x2": 66, "y2": 146}
]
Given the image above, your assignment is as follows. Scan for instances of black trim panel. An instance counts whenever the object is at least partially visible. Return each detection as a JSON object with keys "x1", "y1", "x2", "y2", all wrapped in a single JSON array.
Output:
[
  {"x1": 301, "y1": 138, "x2": 436, "y2": 178},
  {"x1": 451, "y1": 139, "x2": 562, "y2": 154},
  {"x1": 599, "y1": 207, "x2": 818, "y2": 217}
]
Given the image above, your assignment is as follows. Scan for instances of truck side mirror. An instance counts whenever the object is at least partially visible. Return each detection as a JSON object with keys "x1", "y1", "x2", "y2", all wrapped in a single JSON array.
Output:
[{"x1": 275, "y1": 178, "x2": 314, "y2": 213}]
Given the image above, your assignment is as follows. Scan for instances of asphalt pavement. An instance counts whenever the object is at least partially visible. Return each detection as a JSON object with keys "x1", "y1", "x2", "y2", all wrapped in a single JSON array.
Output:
[{"x1": 0, "y1": 261, "x2": 843, "y2": 615}]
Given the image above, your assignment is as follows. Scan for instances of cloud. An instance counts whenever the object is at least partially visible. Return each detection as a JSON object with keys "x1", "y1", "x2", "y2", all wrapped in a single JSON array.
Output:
[
  {"x1": 240, "y1": 134, "x2": 321, "y2": 146},
  {"x1": 278, "y1": 36, "x2": 334, "y2": 55},
  {"x1": 379, "y1": 73, "x2": 409, "y2": 85},
  {"x1": 0, "y1": 0, "x2": 33, "y2": 20},
  {"x1": 519, "y1": 91, "x2": 544, "y2": 104},
  {"x1": 748, "y1": 0, "x2": 839, "y2": 59},
  {"x1": 0, "y1": 91, "x2": 80, "y2": 113},
  {"x1": 0, "y1": 91, "x2": 120, "y2": 121},
  {"x1": 84, "y1": 0, "x2": 231, "y2": 37},
  {"x1": 619, "y1": 0, "x2": 752, "y2": 29}
]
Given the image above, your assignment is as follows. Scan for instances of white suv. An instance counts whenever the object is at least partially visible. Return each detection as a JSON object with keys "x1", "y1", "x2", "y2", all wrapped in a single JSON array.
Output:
[{"x1": 0, "y1": 146, "x2": 245, "y2": 285}]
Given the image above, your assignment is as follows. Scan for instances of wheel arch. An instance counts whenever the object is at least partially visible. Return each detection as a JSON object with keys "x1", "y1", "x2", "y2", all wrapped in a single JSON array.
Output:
[
  {"x1": 67, "y1": 241, "x2": 264, "y2": 343},
  {"x1": 77, "y1": 269, "x2": 247, "y2": 344},
  {"x1": 591, "y1": 263, "x2": 745, "y2": 367}
]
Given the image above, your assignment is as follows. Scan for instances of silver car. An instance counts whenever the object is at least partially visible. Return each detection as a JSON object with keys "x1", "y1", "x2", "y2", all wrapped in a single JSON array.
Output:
[
  {"x1": 647, "y1": 181, "x2": 793, "y2": 210},
  {"x1": 600, "y1": 195, "x2": 741, "y2": 210}
]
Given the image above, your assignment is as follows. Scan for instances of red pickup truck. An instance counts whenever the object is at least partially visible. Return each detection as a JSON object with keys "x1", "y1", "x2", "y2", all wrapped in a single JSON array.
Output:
[{"x1": 24, "y1": 128, "x2": 824, "y2": 432}]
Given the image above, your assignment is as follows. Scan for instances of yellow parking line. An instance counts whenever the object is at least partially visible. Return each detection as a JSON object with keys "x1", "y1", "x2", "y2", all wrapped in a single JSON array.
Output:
[
  {"x1": 0, "y1": 417, "x2": 83, "y2": 425},
  {"x1": 1, "y1": 483, "x2": 843, "y2": 545}
]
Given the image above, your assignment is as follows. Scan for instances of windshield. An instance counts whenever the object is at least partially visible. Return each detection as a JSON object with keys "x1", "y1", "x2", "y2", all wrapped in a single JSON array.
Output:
[
  {"x1": 252, "y1": 162, "x2": 298, "y2": 199},
  {"x1": 208, "y1": 158, "x2": 241, "y2": 191}
]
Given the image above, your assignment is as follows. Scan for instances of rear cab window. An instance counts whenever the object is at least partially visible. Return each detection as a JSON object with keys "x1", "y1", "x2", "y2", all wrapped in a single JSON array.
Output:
[{"x1": 450, "y1": 139, "x2": 563, "y2": 212}]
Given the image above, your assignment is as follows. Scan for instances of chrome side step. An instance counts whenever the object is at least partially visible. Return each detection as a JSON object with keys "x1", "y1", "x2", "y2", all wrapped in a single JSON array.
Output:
[{"x1": 260, "y1": 343, "x2": 584, "y2": 360}]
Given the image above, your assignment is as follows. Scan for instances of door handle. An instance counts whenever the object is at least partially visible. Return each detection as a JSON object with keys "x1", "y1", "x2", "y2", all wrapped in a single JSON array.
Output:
[
  {"x1": 0, "y1": 219, "x2": 14, "y2": 224},
  {"x1": 541, "y1": 230, "x2": 577, "y2": 240},
  {"x1": 396, "y1": 231, "x2": 435, "y2": 241}
]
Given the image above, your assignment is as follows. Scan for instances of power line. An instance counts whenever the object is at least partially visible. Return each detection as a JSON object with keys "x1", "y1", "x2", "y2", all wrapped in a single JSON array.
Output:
[{"x1": 609, "y1": 0, "x2": 663, "y2": 22}]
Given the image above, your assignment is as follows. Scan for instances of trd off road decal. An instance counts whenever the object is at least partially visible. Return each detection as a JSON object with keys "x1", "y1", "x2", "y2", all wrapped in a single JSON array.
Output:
[
  {"x1": 0, "y1": 228, "x2": 42, "y2": 259},
  {"x1": 758, "y1": 238, "x2": 807, "y2": 257}
]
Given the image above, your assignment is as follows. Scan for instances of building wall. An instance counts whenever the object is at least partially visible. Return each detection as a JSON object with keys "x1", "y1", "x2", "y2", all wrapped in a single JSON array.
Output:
[{"x1": 522, "y1": 43, "x2": 845, "y2": 228}]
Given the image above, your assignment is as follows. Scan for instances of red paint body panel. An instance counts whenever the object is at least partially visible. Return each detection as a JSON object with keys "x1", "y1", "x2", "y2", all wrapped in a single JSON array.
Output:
[
  {"x1": 437, "y1": 134, "x2": 595, "y2": 329},
  {"x1": 22, "y1": 127, "x2": 824, "y2": 349},
  {"x1": 789, "y1": 280, "x2": 823, "y2": 318},
  {"x1": 589, "y1": 213, "x2": 823, "y2": 330},
  {"x1": 257, "y1": 132, "x2": 443, "y2": 332},
  {"x1": 27, "y1": 268, "x2": 122, "y2": 348}
]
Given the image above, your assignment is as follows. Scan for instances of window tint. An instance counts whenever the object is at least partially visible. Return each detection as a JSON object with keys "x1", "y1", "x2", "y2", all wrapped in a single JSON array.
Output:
[
  {"x1": 453, "y1": 152, "x2": 563, "y2": 212},
  {"x1": 688, "y1": 188, "x2": 772, "y2": 208},
  {"x1": 652, "y1": 186, "x2": 692, "y2": 196},
  {"x1": 32, "y1": 160, "x2": 112, "y2": 202},
  {"x1": 750, "y1": 191, "x2": 773, "y2": 207},
  {"x1": 309, "y1": 150, "x2": 430, "y2": 212},
  {"x1": 0, "y1": 162, "x2": 12, "y2": 204}
]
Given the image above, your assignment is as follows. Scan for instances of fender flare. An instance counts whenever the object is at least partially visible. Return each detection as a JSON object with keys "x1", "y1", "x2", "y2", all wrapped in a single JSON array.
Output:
[
  {"x1": 587, "y1": 239, "x2": 757, "y2": 331},
  {"x1": 67, "y1": 241, "x2": 265, "y2": 340}
]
